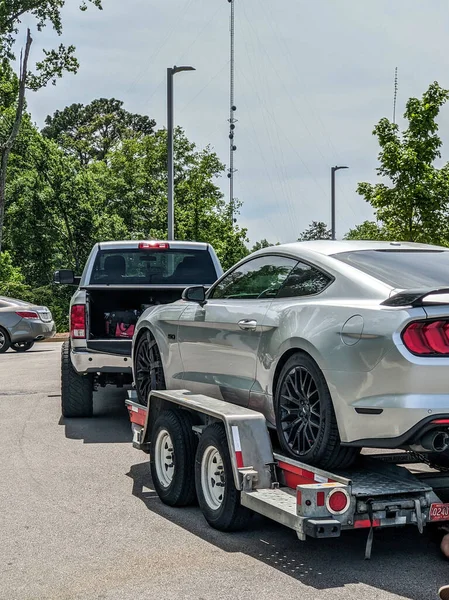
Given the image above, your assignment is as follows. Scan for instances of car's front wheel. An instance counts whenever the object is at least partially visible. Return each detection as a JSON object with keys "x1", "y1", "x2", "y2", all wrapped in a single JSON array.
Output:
[
  {"x1": 275, "y1": 352, "x2": 359, "y2": 469},
  {"x1": 11, "y1": 341, "x2": 35, "y2": 352},
  {"x1": 134, "y1": 330, "x2": 166, "y2": 406}
]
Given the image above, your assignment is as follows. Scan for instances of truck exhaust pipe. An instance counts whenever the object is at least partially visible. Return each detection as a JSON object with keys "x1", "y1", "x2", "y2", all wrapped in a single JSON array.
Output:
[{"x1": 421, "y1": 430, "x2": 449, "y2": 453}]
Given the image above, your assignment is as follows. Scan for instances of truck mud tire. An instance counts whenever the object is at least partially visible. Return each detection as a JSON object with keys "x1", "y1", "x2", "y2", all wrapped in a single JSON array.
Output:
[
  {"x1": 195, "y1": 423, "x2": 253, "y2": 532},
  {"x1": 275, "y1": 352, "x2": 359, "y2": 470},
  {"x1": 134, "y1": 331, "x2": 166, "y2": 406},
  {"x1": 0, "y1": 326, "x2": 11, "y2": 353},
  {"x1": 150, "y1": 410, "x2": 197, "y2": 506},
  {"x1": 61, "y1": 341, "x2": 94, "y2": 418}
]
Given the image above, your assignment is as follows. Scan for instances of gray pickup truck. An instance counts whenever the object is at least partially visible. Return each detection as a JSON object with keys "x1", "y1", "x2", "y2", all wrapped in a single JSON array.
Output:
[{"x1": 55, "y1": 240, "x2": 222, "y2": 418}]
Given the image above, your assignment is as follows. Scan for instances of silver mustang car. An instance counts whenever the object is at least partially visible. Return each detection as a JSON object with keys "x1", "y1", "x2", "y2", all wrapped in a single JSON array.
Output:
[
  {"x1": 132, "y1": 240, "x2": 449, "y2": 469},
  {"x1": 0, "y1": 296, "x2": 55, "y2": 353}
]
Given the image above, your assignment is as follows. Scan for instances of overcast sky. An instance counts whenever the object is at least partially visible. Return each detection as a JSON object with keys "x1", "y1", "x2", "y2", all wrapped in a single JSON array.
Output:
[{"x1": 22, "y1": 0, "x2": 449, "y2": 245}]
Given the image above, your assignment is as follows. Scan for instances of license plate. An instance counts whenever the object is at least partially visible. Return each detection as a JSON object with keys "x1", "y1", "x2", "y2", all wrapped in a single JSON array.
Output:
[{"x1": 430, "y1": 503, "x2": 449, "y2": 521}]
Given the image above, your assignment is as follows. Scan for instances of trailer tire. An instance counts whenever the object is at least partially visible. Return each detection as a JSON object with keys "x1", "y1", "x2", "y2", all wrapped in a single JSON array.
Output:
[
  {"x1": 61, "y1": 341, "x2": 94, "y2": 418},
  {"x1": 150, "y1": 410, "x2": 197, "y2": 506},
  {"x1": 195, "y1": 423, "x2": 252, "y2": 532},
  {"x1": 275, "y1": 352, "x2": 359, "y2": 469}
]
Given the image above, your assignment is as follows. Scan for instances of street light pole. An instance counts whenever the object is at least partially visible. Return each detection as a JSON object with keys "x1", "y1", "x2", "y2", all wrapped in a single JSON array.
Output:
[
  {"x1": 331, "y1": 165, "x2": 348, "y2": 240},
  {"x1": 167, "y1": 65, "x2": 195, "y2": 240}
]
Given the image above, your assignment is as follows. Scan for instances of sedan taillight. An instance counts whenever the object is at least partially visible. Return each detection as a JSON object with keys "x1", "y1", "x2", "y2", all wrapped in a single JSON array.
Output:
[
  {"x1": 16, "y1": 311, "x2": 39, "y2": 319},
  {"x1": 70, "y1": 305, "x2": 86, "y2": 339},
  {"x1": 402, "y1": 320, "x2": 449, "y2": 355}
]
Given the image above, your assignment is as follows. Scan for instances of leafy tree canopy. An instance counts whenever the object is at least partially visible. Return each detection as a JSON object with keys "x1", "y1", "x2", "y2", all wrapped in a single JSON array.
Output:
[
  {"x1": 298, "y1": 221, "x2": 332, "y2": 241},
  {"x1": 357, "y1": 82, "x2": 449, "y2": 244}
]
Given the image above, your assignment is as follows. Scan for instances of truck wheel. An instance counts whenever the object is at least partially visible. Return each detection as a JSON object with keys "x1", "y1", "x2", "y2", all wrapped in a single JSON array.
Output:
[
  {"x1": 0, "y1": 326, "x2": 10, "y2": 353},
  {"x1": 134, "y1": 330, "x2": 166, "y2": 406},
  {"x1": 150, "y1": 410, "x2": 197, "y2": 506},
  {"x1": 275, "y1": 352, "x2": 359, "y2": 469},
  {"x1": 195, "y1": 423, "x2": 252, "y2": 532},
  {"x1": 61, "y1": 341, "x2": 94, "y2": 418}
]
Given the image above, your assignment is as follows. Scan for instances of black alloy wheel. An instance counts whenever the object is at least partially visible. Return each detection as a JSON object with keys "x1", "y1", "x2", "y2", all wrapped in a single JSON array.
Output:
[
  {"x1": 278, "y1": 365, "x2": 321, "y2": 456},
  {"x1": 134, "y1": 331, "x2": 166, "y2": 406}
]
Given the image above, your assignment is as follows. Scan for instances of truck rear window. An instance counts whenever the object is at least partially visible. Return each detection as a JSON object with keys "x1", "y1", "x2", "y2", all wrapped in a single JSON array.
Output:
[{"x1": 89, "y1": 249, "x2": 217, "y2": 285}]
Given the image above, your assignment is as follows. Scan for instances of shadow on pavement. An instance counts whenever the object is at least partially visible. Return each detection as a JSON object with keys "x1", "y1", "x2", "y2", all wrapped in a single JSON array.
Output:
[
  {"x1": 59, "y1": 386, "x2": 132, "y2": 444},
  {"x1": 127, "y1": 461, "x2": 447, "y2": 600}
]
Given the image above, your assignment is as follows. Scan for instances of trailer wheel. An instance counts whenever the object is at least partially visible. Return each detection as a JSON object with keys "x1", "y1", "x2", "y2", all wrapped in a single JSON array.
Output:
[
  {"x1": 61, "y1": 341, "x2": 94, "y2": 418},
  {"x1": 150, "y1": 410, "x2": 197, "y2": 506},
  {"x1": 195, "y1": 423, "x2": 252, "y2": 532},
  {"x1": 275, "y1": 352, "x2": 359, "y2": 469}
]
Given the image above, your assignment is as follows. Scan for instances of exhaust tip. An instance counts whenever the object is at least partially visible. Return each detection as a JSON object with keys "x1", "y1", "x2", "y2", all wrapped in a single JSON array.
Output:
[{"x1": 433, "y1": 431, "x2": 449, "y2": 453}]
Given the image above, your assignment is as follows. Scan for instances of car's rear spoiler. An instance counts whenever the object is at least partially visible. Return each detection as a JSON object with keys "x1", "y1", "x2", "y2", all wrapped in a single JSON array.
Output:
[{"x1": 381, "y1": 288, "x2": 449, "y2": 307}]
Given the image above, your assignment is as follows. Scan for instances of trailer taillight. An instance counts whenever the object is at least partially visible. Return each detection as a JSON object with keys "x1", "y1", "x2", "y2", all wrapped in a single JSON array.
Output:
[
  {"x1": 402, "y1": 320, "x2": 449, "y2": 355},
  {"x1": 70, "y1": 305, "x2": 86, "y2": 339},
  {"x1": 326, "y1": 489, "x2": 350, "y2": 515}
]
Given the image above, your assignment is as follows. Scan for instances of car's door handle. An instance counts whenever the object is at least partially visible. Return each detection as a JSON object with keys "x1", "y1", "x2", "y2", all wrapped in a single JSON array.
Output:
[{"x1": 238, "y1": 319, "x2": 257, "y2": 331}]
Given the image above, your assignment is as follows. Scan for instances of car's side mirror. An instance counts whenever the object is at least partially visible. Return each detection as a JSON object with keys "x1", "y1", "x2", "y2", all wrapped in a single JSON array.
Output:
[
  {"x1": 182, "y1": 286, "x2": 207, "y2": 304},
  {"x1": 54, "y1": 269, "x2": 80, "y2": 285}
]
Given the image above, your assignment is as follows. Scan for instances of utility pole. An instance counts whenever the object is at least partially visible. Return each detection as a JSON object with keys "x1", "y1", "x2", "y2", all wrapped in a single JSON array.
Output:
[
  {"x1": 227, "y1": 0, "x2": 237, "y2": 224},
  {"x1": 167, "y1": 65, "x2": 195, "y2": 240},
  {"x1": 331, "y1": 165, "x2": 348, "y2": 240}
]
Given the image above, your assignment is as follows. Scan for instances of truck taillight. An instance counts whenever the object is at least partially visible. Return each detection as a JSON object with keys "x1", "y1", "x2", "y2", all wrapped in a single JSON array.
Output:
[
  {"x1": 138, "y1": 242, "x2": 170, "y2": 250},
  {"x1": 16, "y1": 311, "x2": 39, "y2": 319},
  {"x1": 402, "y1": 320, "x2": 449, "y2": 355},
  {"x1": 70, "y1": 305, "x2": 86, "y2": 339}
]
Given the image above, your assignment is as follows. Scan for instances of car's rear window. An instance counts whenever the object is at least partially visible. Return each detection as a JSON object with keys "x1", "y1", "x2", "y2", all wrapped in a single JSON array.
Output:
[
  {"x1": 90, "y1": 248, "x2": 217, "y2": 285},
  {"x1": 333, "y1": 250, "x2": 449, "y2": 289}
]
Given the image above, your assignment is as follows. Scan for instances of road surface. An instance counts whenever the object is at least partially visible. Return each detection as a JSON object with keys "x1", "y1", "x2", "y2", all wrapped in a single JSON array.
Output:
[{"x1": 0, "y1": 342, "x2": 447, "y2": 600}]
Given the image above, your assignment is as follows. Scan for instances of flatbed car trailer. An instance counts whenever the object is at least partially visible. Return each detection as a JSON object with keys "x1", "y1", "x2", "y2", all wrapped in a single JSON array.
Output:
[{"x1": 126, "y1": 389, "x2": 449, "y2": 558}]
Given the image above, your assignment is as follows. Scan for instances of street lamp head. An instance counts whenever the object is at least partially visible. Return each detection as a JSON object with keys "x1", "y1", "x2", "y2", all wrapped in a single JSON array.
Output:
[
  {"x1": 172, "y1": 65, "x2": 196, "y2": 74},
  {"x1": 333, "y1": 165, "x2": 349, "y2": 171}
]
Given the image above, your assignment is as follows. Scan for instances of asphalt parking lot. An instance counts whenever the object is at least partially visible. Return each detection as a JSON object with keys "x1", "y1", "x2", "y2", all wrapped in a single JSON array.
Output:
[{"x1": 1, "y1": 341, "x2": 448, "y2": 600}]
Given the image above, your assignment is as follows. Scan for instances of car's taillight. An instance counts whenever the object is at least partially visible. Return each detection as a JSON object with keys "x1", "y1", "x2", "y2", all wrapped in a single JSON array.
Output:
[
  {"x1": 70, "y1": 305, "x2": 86, "y2": 339},
  {"x1": 326, "y1": 489, "x2": 350, "y2": 514},
  {"x1": 16, "y1": 311, "x2": 39, "y2": 319},
  {"x1": 402, "y1": 320, "x2": 449, "y2": 355},
  {"x1": 138, "y1": 242, "x2": 170, "y2": 250}
]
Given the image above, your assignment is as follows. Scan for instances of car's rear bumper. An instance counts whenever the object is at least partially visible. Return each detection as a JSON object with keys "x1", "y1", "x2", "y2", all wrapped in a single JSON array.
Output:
[
  {"x1": 10, "y1": 320, "x2": 56, "y2": 343},
  {"x1": 70, "y1": 346, "x2": 132, "y2": 374}
]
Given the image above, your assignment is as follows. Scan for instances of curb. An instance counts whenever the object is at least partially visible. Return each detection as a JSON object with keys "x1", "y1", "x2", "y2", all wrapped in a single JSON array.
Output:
[{"x1": 41, "y1": 334, "x2": 69, "y2": 343}]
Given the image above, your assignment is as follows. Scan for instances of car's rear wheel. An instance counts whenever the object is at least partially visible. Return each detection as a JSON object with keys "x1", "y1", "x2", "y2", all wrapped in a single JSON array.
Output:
[
  {"x1": 134, "y1": 331, "x2": 165, "y2": 406},
  {"x1": 275, "y1": 352, "x2": 359, "y2": 469},
  {"x1": 11, "y1": 341, "x2": 35, "y2": 352},
  {"x1": 61, "y1": 341, "x2": 94, "y2": 418},
  {"x1": 0, "y1": 327, "x2": 10, "y2": 354}
]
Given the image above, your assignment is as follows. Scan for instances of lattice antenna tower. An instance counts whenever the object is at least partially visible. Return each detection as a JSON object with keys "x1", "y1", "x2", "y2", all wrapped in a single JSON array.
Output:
[
  {"x1": 393, "y1": 67, "x2": 398, "y2": 125},
  {"x1": 227, "y1": 0, "x2": 237, "y2": 223}
]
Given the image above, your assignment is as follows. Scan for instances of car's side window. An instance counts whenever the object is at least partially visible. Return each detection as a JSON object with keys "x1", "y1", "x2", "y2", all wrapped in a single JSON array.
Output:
[
  {"x1": 210, "y1": 256, "x2": 297, "y2": 300},
  {"x1": 276, "y1": 261, "x2": 332, "y2": 298}
]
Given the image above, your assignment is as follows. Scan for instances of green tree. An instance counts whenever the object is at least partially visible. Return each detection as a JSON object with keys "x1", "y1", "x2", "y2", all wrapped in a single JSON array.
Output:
[
  {"x1": 0, "y1": 0, "x2": 102, "y2": 252},
  {"x1": 344, "y1": 220, "x2": 387, "y2": 241},
  {"x1": 298, "y1": 221, "x2": 332, "y2": 241},
  {"x1": 42, "y1": 98, "x2": 156, "y2": 165},
  {"x1": 357, "y1": 82, "x2": 449, "y2": 244},
  {"x1": 250, "y1": 238, "x2": 275, "y2": 252}
]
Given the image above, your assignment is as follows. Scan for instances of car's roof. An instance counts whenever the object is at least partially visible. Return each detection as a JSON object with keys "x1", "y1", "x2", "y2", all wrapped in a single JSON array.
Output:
[
  {"x1": 267, "y1": 240, "x2": 449, "y2": 257},
  {"x1": 98, "y1": 240, "x2": 209, "y2": 250}
]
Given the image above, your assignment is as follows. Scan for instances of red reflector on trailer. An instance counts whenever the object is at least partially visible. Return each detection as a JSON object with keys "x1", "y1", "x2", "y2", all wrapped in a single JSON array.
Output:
[
  {"x1": 296, "y1": 491, "x2": 302, "y2": 506},
  {"x1": 138, "y1": 242, "x2": 170, "y2": 250},
  {"x1": 317, "y1": 491, "x2": 325, "y2": 507},
  {"x1": 354, "y1": 519, "x2": 380, "y2": 529}
]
